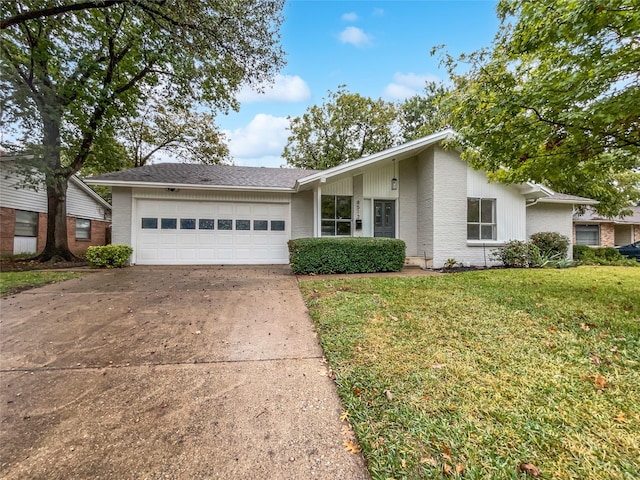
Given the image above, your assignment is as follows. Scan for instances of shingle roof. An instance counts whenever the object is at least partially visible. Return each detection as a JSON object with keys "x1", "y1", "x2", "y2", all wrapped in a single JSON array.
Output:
[
  {"x1": 87, "y1": 163, "x2": 317, "y2": 189},
  {"x1": 574, "y1": 206, "x2": 640, "y2": 224},
  {"x1": 542, "y1": 192, "x2": 598, "y2": 203}
]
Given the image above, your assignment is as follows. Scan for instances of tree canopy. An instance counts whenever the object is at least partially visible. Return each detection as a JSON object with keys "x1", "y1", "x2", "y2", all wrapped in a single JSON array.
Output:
[
  {"x1": 399, "y1": 81, "x2": 452, "y2": 143},
  {"x1": 442, "y1": 0, "x2": 640, "y2": 216},
  {"x1": 283, "y1": 87, "x2": 398, "y2": 170},
  {"x1": 1, "y1": 0, "x2": 284, "y2": 259}
]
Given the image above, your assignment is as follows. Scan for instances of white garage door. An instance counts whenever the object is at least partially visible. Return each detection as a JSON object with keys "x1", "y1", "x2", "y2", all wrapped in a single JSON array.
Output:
[{"x1": 135, "y1": 199, "x2": 290, "y2": 265}]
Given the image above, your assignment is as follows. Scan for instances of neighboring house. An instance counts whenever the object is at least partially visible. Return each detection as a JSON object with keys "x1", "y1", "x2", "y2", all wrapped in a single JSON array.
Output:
[
  {"x1": 86, "y1": 130, "x2": 595, "y2": 268},
  {"x1": 573, "y1": 206, "x2": 640, "y2": 247},
  {"x1": 0, "y1": 159, "x2": 112, "y2": 256}
]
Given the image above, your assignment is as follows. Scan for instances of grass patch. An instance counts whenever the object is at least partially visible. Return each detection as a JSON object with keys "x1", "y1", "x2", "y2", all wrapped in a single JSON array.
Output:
[
  {"x1": 0, "y1": 271, "x2": 82, "y2": 296},
  {"x1": 299, "y1": 267, "x2": 640, "y2": 479}
]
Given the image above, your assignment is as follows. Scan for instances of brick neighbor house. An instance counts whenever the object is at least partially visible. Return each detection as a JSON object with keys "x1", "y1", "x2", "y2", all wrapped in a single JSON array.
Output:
[
  {"x1": 573, "y1": 206, "x2": 640, "y2": 247},
  {"x1": 1, "y1": 158, "x2": 112, "y2": 256}
]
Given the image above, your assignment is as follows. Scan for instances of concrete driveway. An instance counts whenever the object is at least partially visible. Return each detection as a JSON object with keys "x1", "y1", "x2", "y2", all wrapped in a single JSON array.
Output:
[{"x1": 0, "y1": 266, "x2": 369, "y2": 479}]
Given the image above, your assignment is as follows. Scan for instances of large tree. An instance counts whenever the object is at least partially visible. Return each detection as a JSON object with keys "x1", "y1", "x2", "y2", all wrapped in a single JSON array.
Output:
[
  {"x1": 283, "y1": 87, "x2": 398, "y2": 170},
  {"x1": 1, "y1": 0, "x2": 284, "y2": 260},
  {"x1": 399, "y1": 81, "x2": 452, "y2": 143},
  {"x1": 442, "y1": 0, "x2": 639, "y2": 216}
]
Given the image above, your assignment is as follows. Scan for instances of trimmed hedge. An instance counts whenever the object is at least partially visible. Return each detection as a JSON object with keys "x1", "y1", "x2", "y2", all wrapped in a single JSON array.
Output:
[
  {"x1": 86, "y1": 244, "x2": 133, "y2": 268},
  {"x1": 573, "y1": 245, "x2": 637, "y2": 265},
  {"x1": 288, "y1": 237, "x2": 406, "y2": 274}
]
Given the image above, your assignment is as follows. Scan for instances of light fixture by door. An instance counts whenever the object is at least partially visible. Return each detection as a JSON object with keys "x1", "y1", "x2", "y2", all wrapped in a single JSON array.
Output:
[{"x1": 391, "y1": 159, "x2": 398, "y2": 191}]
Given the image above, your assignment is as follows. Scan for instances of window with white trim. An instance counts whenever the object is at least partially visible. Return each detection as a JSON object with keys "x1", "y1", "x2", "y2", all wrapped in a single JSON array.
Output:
[
  {"x1": 575, "y1": 224, "x2": 599, "y2": 246},
  {"x1": 321, "y1": 195, "x2": 352, "y2": 236},
  {"x1": 15, "y1": 210, "x2": 38, "y2": 237},
  {"x1": 467, "y1": 198, "x2": 496, "y2": 240},
  {"x1": 76, "y1": 218, "x2": 91, "y2": 240}
]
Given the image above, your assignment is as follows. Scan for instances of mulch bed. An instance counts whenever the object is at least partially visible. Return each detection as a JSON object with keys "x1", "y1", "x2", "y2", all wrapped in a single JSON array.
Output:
[{"x1": 0, "y1": 257, "x2": 89, "y2": 272}]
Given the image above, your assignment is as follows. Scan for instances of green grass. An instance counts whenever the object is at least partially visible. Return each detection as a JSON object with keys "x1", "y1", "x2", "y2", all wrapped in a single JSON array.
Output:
[
  {"x1": 299, "y1": 267, "x2": 640, "y2": 480},
  {"x1": 0, "y1": 271, "x2": 82, "y2": 296}
]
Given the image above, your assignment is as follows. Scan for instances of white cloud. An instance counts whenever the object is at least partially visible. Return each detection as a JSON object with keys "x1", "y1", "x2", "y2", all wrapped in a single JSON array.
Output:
[
  {"x1": 383, "y1": 72, "x2": 442, "y2": 100},
  {"x1": 341, "y1": 12, "x2": 358, "y2": 22},
  {"x1": 339, "y1": 26, "x2": 372, "y2": 48},
  {"x1": 223, "y1": 114, "x2": 290, "y2": 166},
  {"x1": 237, "y1": 74, "x2": 311, "y2": 103}
]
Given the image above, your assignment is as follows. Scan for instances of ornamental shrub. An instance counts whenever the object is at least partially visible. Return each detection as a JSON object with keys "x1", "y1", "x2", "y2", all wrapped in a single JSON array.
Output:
[
  {"x1": 86, "y1": 244, "x2": 133, "y2": 268},
  {"x1": 530, "y1": 232, "x2": 570, "y2": 257},
  {"x1": 490, "y1": 240, "x2": 541, "y2": 268},
  {"x1": 288, "y1": 237, "x2": 406, "y2": 274},
  {"x1": 573, "y1": 245, "x2": 633, "y2": 265}
]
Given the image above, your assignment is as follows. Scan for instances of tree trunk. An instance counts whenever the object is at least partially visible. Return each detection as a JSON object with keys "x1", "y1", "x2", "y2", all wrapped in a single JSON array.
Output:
[{"x1": 36, "y1": 117, "x2": 76, "y2": 261}]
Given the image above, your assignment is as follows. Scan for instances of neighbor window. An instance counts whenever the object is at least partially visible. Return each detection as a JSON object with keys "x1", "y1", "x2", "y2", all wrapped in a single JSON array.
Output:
[
  {"x1": 467, "y1": 198, "x2": 496, "y2": 240},
  {"x1": 75, "y1": 218, "x2": 91, "y2": 240},
  {"x1": 15, "y1": 210, "x2": 38, "y2": 237},
  {"x1": 321, "y1": 195, "x2": 352, "y2": 236},
  {"x1": 575, "y1": 224, "x2": 599, "y2": 246}
]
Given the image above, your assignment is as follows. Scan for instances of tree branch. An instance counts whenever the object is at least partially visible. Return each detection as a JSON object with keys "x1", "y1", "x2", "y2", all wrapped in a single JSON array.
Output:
[{"x1": 1, "y1": 0, "x2": 128, "y2": 29}]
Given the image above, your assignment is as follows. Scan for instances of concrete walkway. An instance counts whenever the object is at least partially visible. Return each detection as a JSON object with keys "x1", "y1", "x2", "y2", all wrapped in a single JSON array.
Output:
[{"x1": 0, "y1": 266, "x2": 369, "y2": 479}]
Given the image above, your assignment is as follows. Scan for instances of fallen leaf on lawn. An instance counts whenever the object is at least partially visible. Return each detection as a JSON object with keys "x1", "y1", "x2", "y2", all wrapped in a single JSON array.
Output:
[
  {"x1": 594, "y1": 373, "x2": 608, "y2": 390},
  {"x1": 431, "y1": 363, "x2": 446, "y2": 369},
  {"x1": 614, "y1": 412, "x2": 627, "y2": 424},
  {"x1": 385, "y1": 389, "x2": 394, "y2": 401},
  {"x1": 443, "y1": 463, "x2": 453, "y2": 476},
  {"x1": 343, "y1": 440, "x2": 361, "y2": 454},
  {"x1": 518, "y1": 462, "x2": 540, "y2": 477},
  {"x1": 389, "y1": 314, "x2": 398, "y2": 321},
  {"x1": 590, "y1": 355, "x2": 601, "y2": 366},
  {"x1": 456, "y1": 463, "x2": 465, "y2": 474},
  {"x1": 340, "y1": 410, "x2": 350, "y2": 422},
  {"x1": 353, "y1": 386, "x2": 362, "y2": 396},
  {"x1": 548, "y1": 326, "x2": 558, "y2": 332},
  {"x1": 420, "y1": 456, "x2": 438, "y2": 466},
  {"x1": 401, "y1": 459, "x2": 407, "y2": 468},
  {"x1": 441, "y1": 446, "x2": 453, "y2": 461},
  {"x1": 580, "y1": 322, "x2": 597, "y2": 331}
]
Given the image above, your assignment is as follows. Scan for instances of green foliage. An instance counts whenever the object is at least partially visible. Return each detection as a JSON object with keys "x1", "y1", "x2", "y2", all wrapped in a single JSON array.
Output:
[
  {"x1": 491, "y1": 240, "x2": 541, "y2": 268},
  {"x1": 85, "y1": 245, "x2": 133, "y2": 268},
  {"x1": 288, "y1": 237, "x2": 406, "y2": 274},
  {"x1": 443, "y1": 258, "x2": 459, "y2": 269},
  {"x1": 399, "y1": 81, "x2": 452, "y2": 142},
  {"x1": 530, "y1": 231, "x2": 570, "y2": 257},
  {"x1": 283, "y1": 86, "x2": 399, "y2": 170},
  {"x1": 441, "y1": 0, "x2": 640, "y2": 216},
  {"x1": 573, "y1": 245, "x2": 638, "y2": 266}
]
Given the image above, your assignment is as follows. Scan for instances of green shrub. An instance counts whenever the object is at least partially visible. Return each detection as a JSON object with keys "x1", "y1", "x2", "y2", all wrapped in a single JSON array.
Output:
[
  {"x1": 530, "y1": 231, "x2": 570, "y2": 257},
  {"x1": 491, "y1": 240, "x2": 541, "y2": 268},
  {"x1": 573, "y1": 244, "x2": 594, "y2": 262},
  {"x1": 86, "y1": 244, "x2": 133, "y2": 268},
  {"x1": 572, "y1": 245, "x2": 638, "y2": 266},
  {"x1": 288, "y1": 237, "x2": 406, "y2": 274}
]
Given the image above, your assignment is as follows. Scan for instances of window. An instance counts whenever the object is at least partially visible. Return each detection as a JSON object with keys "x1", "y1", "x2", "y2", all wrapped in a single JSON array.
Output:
[
  {"x1": 321, "y1": 195, "x2": 352, "y2": 236},
  {"x1": 15, "y1": 210, "x2": 38, "y2": 237},
  {"x1": 218, "y1": 219, "x2": 232, "y2": 230},
  {"x1": 253, "y1": 220, "x2": 268, "y2": 231},
  {"x1": 161, "y1": 218, "x2": 177, "y2": 229},
  {"x1": 76, "y1": 218, "x2": 91, "y2": 240},
  {"x1": 575, "y1": 224, "x2": 599, "y2": 246},
  {"x1": 236, "y1": 220, "x2": 250, "y2": 231},
  {"x1": 199, "y1": 219, "x2": 215, "y2": 230},
  {"x1": 180, "y1": 219, "x2": 196, "y2": 230},
  {"x1": 467, "y1": 198, "x2": 496, "y2": 240},
  {"x1": 141, "y1": 218, "x2": 158, "y2": 229},
  {"x1": 271, "y1": 220, "x2": 285, "y2": 231}
]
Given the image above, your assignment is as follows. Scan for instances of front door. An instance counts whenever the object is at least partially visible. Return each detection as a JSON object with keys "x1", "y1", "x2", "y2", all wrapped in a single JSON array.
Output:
[{"x1": 374, "y1": 200, "x2": 395, "y2": 238}]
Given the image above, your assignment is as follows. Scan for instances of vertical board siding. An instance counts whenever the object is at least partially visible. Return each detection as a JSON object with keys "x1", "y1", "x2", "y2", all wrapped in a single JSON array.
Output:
[
  {"x1": 321, "y1": 177, "x2": 353, "y2": 196},
  {"x1": 363, "y1": 165, "x2": 398, "y2": 199},
  {"x1": 291, "y1": 190, "x2": 314, "y2": 239},
  {"x1": 111, "y1": 187, "x2": 133, "y2": 246}
]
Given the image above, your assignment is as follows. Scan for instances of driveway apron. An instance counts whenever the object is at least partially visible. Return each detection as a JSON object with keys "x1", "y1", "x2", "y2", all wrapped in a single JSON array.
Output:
[{"x1": 0, "y1": 266, "x2": 369, "y2": 479}]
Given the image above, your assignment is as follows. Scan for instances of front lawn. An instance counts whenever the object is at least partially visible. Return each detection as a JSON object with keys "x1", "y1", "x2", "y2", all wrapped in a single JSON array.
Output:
[
  {"x1": 0, "y1": 271, "x2": 82, "y2": 296},
  {"x1": 299, "y1": 267, "x2": 640, "y2": 479}
]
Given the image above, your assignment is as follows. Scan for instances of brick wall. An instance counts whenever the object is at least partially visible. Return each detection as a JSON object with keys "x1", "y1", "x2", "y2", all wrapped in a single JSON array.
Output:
[
  {"x1": 0, "y1": 206, "x2": 110, "y2": 255},
  {"x1": 635, "y1": 225, "x2": 640, "y2": 243},
  {"x1": 600, "y1": 223, "x2": 615, "y2": 247}
]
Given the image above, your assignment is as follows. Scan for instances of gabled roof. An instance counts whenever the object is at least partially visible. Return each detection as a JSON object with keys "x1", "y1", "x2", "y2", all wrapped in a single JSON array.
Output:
[
  {"x1": 0, "y1": 157, "x2": 111, "y2": 211},
  {"x1": 574, "y1": 205, "x2": 640, "y2": 224},
  {"x1": 535, "y1": 192, "x2": 598, "y2": 205},
  {"x1": 86, "y1": 163, "x2": 317, "y2": 192}
]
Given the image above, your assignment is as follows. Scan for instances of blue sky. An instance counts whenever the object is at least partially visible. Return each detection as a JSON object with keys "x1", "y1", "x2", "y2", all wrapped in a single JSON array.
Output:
[{"x1": 220, "y1": 0, "x2": 500, "y2": 167}]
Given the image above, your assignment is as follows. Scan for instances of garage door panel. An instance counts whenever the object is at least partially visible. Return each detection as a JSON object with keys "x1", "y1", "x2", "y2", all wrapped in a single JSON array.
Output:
[{"x1": 135, "y1": 199, "x2": 290, "y2": 265}]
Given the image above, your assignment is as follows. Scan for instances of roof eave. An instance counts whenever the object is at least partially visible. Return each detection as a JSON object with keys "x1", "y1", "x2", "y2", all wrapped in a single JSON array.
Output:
[
  {"x1": 84, "y1": 179, "x2": 296, "y2": 193},
  {"x1": 536, "y1": 198, "x2": 599, "y2": 205}
]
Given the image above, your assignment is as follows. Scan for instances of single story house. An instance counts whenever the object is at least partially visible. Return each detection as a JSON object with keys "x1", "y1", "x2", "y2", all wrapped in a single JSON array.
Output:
[
  {"x1": 0, "y1": 158, "x2": 112, "y2": 255},
  {"x1": 86, "y1": 130, "x2": 595, "y2": 267},
  {"x1": 573, "y1": 206, "x2": 640, "y2": 247}
]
